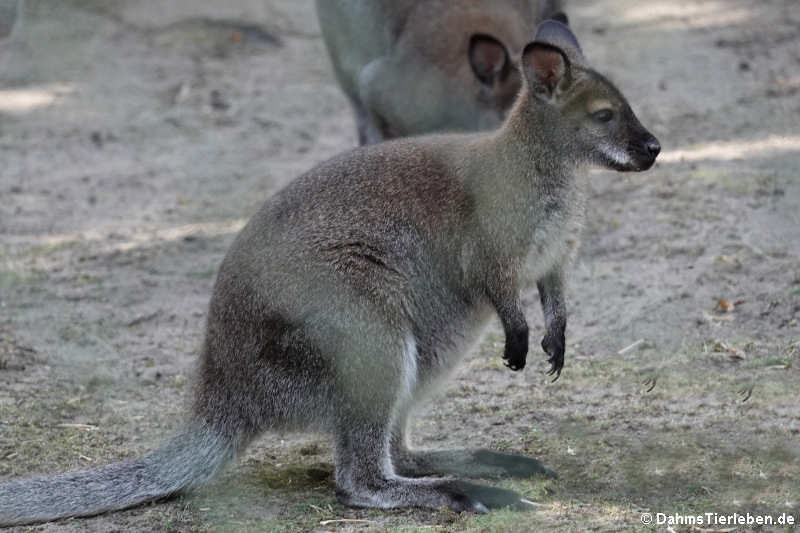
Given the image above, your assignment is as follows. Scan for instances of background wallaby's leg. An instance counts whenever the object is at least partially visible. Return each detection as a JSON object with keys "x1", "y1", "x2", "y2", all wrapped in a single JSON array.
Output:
[
  {"x1": 537, "y1": 267, "x2": 567, "y2": 379},
  {"x1": 357, "y1": 58, "x2": 402, "y2": 144},
  {"x1": 390, "y1": 410, "x2": 556, "y2": 479},
  {"x1": 348, "y1": 92, "x2": 386, "y2": 146}
]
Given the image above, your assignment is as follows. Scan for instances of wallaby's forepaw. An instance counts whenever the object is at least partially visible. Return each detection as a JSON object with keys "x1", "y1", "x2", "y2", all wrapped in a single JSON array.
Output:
[
  {"x1": 502, "y1": 328, "x2": 528, "y2": 371},
  {"x1": 541, "y1": 321, "x2": 565, "y2": 381}
]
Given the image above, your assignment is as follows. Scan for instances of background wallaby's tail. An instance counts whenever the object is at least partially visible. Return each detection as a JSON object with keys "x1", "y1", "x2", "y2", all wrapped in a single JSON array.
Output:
[{"x1": 0, "y1": 424, "x2": 236, "y2": 526}]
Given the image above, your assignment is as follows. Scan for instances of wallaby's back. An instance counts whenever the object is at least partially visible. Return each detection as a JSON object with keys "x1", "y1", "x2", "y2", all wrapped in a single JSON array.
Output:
[{"x1": 208, "y1": 137, "x2": 482, "y2": 347}]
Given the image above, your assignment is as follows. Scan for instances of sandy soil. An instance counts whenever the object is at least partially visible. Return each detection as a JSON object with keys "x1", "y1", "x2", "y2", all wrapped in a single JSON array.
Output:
[{"x1": 0, "y1": 0, "x2": 798, "y2": 531}]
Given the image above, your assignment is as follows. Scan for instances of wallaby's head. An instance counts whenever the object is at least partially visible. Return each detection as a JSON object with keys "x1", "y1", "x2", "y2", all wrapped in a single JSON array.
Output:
[{"x1": 519, "y1": 21, "x2": 660, "y2": 172}]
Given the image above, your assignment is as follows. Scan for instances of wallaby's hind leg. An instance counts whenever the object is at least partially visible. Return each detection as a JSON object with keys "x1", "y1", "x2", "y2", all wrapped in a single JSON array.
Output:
[
  {"x1": 333, "y1": 415, "x2": 526, "y2": 512},
  {"x1": 332, "y1": 333, "x2": 524, "y2": 512}
]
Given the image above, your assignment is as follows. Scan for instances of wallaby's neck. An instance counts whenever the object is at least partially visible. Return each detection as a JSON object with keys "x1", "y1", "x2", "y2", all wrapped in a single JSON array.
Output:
[
  {"x1": 456, "y1": 89, "x2": 580, "y2": 256},
  {"x1": 496, "y1": 90, "x2": 577, "y2": 182}
]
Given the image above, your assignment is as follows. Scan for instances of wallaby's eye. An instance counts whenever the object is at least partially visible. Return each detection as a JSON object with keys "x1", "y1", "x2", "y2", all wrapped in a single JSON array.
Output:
[{"x1": 592, "y1": 109, "x2": 615, "y2": 123}]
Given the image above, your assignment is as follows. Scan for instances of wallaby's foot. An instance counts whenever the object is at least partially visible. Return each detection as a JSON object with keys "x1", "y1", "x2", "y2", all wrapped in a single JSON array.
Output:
[
  {"x1": 393, "y1": 448, "x2": 557, "y2": 479},
  {"x1": 335, "y1": 476, "x2": 528, "y2": 512},
  {"x1": 336, "y1": 476, "x2": 483, "y2": 512}
]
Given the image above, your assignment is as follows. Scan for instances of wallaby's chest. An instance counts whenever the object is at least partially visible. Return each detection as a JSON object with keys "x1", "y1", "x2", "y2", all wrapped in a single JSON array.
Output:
[
  {"x1": 525, "y1": 181, "x2": 583, "y2": 276},
  {"x1": 496, "y1": 180, "x2": 583, "y2": 278}
]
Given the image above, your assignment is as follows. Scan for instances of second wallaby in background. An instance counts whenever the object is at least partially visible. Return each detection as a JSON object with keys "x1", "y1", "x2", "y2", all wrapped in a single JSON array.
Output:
[
  {"x1": 316, "y1": 0, "x2": 568, "y2": 144},
  {"x1": 0, "y1": 21, "x2": 660, "y2": 525}
]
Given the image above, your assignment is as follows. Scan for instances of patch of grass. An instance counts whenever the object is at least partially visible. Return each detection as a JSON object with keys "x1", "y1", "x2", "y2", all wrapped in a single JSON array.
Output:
[
  {"x1": 168, "y1": 375, "x2": 186, "y2": 389},
  {"x1": 255, "y1": 461, "x2": 334, "y2": 491},
  {"x1": 207, "y1": 517, "x2": 301, "y2": 533},
  {"x1": 0, "y1": 399, "x2": 125, "y2": 476},
  {"x1": 466, "y1": 355, "x2": 506, "y2": 372},
  {"x1": 188, "y1": 266, "x2": 218, "y2": 279},
  {"x1": 456, "y1": 508, "x2": 549, "y2": 533},
  {"x1": 0, "y1": 268, "x2": 46, "y2": 289},
  {"x1": 150, "y1": 500, "x2": 206, "y2": 533},
  {"x1": 24, "y1": 241, "x2": 76, "y2": 259}
]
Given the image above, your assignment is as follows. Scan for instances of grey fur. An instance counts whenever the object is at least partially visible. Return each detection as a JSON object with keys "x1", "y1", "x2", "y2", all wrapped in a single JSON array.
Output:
[
  {"x1": 315, "y1": 0, "x2": 568, "y2": 144},
  {"x1": 0, "y1": 426, "x2": 235, "y2": 526},
  {"x1": 0, "y1": 22, "x2": 660, "y2": 525}
]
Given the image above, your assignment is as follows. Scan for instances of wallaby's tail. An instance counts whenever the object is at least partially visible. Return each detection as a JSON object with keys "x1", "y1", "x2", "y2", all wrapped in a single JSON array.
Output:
[{"x1": 0, "y1": 424, "x2": 236, "y2": 526}]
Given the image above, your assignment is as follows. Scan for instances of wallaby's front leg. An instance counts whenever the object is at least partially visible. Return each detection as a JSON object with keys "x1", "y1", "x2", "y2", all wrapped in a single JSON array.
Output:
[
  {"x1": 537, "y1": 267, "x2": 567, "y2": 380},
  {"x1": 487, "y1": 265, "x2": 528, "y2": 371}
]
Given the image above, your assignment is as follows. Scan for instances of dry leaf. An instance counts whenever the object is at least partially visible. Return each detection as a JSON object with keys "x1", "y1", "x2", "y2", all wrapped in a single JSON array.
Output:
[
  {"x1": 714, "y1": 299, "x2": 733, "y2": 312},
  {"x1": 712, "y1": 341, "x2": 745, "y2": 360},
  {"x1": 727, "y1": 346, "x2": 746, "y2": 359}
]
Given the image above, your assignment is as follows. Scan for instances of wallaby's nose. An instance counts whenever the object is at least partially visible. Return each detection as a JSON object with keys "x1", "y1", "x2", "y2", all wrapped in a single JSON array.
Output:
[{"x1": 646, "y1": 138, "x2": 661, "y2": 158}]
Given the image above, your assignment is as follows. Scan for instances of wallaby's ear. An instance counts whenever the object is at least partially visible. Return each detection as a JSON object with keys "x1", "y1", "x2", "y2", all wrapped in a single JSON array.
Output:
[
  {"x1": 469, "y1": 34, "x2": 510, "y2": 86},
  {"x1": 549, "y1": 12, "x2": 569, "y2": 25},
  {"x1": 533, "y1": 20, "x2": 584, "y2": 65},
  {"x1": 521, "y1": 42, "x2": 570, "y2": 101}
]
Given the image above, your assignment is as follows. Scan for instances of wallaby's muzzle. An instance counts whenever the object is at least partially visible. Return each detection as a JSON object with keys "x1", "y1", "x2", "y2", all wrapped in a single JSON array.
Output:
[
  {"x1": 613, "y1": 120, "x2": 660, "y2": 172},
  {"x1": 628, "y1": 132, "x2": 661, "y2": 171}
]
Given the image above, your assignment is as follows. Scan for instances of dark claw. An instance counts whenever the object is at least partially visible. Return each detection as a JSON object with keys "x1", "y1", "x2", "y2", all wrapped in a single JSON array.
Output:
[
  {"x1": 738, "y1": 386, "x2": 753, "y2": 403},
  {"x1": 541, "y1": 321, "x2": 565, "y2": 381}
]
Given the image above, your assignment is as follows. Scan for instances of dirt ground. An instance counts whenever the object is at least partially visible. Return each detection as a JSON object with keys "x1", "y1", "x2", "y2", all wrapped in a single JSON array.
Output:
[{"x1": 0, "y1": 0, "x2": 798, "y2": 531}]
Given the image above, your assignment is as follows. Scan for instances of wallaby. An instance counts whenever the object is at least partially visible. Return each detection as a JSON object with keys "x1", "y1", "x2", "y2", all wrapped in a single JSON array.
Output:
[
  {"x1": 316, "y1": 0, "x2": 568, "y2": 145},
  {"x1": 0, "y1": 21, "x2": 660, "y2": 525}
]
